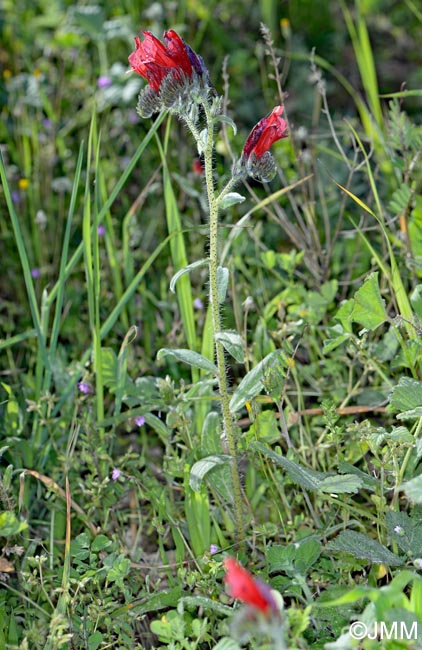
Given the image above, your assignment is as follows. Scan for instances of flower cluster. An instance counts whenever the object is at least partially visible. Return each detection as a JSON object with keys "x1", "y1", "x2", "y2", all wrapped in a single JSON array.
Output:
[{"x1": 129, "y1": 30, "x2": 213, "y2": 118}]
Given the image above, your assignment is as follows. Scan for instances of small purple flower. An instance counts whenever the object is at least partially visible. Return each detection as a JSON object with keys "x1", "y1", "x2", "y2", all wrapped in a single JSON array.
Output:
[
  {"x1": 97, "y1": 224, "x2": 106, "y2": 236},
  {"x1": 193, "y1": 298, "x2": 204, "y2": 310},
  {"x1": 97, "y1": 75, "x2": 112, "y2": 89},
  {"x1": 31, "y1": 267, "x2": 41, "y2": 278},
  {"x1": 209, "y1": 544, "x2": 219, "y2": 555},
  {"x1": 78, "y1": 381, "x2": 93, "y2": 395},
  {"x1": 135, "y1": 415, "x2": 145, "y2": 427},
  {"x1": 43, "y1": 118, "x2": 52, "y2": 129},
  {"x1": 11, "y1": 190, "x2": 21, "y2": 204},
  {"x1": 111, "y1": 468, "x2": 121, "y2": 480}
]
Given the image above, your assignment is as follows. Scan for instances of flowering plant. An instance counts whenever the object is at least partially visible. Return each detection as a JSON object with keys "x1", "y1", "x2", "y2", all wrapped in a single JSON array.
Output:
[{"x1": 128, "y1": 29, "x2": 289, "y2": 550}]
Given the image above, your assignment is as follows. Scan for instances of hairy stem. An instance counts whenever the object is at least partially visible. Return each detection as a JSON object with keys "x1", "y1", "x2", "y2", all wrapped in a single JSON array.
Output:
[{"x1": 200, "y1": 101, "x2": 245, "y2": 548}]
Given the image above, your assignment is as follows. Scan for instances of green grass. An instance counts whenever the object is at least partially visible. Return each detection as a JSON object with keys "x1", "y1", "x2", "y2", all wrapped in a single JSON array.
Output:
[{"x1": 1, "y1": 1, "x2": 422, "y2": 649}]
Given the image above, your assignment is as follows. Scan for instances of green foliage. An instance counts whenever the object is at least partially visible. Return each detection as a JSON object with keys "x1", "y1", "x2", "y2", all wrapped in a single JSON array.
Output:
[{"x1": 1, "y1": 0, "x2": 422, "y2": 648}]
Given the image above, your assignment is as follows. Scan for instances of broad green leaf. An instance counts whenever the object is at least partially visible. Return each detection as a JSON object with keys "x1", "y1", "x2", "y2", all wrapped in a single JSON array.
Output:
[
  {"x1": 318, "y1": 474, "x2": 363, "y2": 494},
  {"x1": 170, "y1": 259, "x2": 208, "y2": 294},
  {"x1": 190, "y1": 455, "x2": 230, "y2": 492},
  {"x1": 351, "y1": 272, "x2": 387, "y2": 330},
  {"x1": 201, "y1": 411, "x2": 222, "y2": 455},
  {"x1": 326, "y1": 531, "x2": 403, "y2": 566},
  {"x1": 386, "y1": 511, "x2": 422, "y2": 557},
  {"x1": 229, "y1": 351, "x2": 282, "y2": 413},
  {"x1": 337, "y1": 462, "x2": 377, "y2": 489},
  {"x1": 144, "y1": 413, "x2": 170, "y2": 442},
  {"x1": 267, "y1": 539, "x2": 321, "y2": 577},
  {"x1": 389, "y1": 377, "x2": 422, "y2": 413},
  {"x1": 215, "y1": 330, "x2": 244, "y2": 363},
  {"x1": 157, "y1": 348, "x2": 218, "y2": 374},
  {"x1": 217, "y1": 266, "x2": 229, "y2": 303},
  {"x1": 126, "y1": 587, "x2": 182, "y2": 615},
  {"x1": 219, "y1": 192, "x2": 246, "y2": 210},
  {"x1": 91, "y1": 534, "x2": 112, "y2": 552},
  {"x1": 401, "y1": 474, "x2": 422, "y2": 504}
]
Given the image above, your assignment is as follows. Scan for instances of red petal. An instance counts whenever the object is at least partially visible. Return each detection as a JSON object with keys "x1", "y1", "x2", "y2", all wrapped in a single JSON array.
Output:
[
  {"x1": 224, "y1": 557, "x2": 275, "y2": 614},
  {"x1": 164, "y1": 30, "x2": 192, "y2": 75},
  {"x1": 242, "y1": 106, "x2": 288, "y2": 159}
]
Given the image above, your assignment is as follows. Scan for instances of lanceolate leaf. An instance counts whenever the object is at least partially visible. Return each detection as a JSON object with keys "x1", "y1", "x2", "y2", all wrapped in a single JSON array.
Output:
[
  {"x1": 326, "y1": 530, "x2": 403, "y2": 566},
  {"x1": 229, "y1": 351, "x2": 282, "y2": 413},
  {"x1": 190, "y1": 455, "x2": 231, "y2": 492},
  {"x1": 217, "y1": 266, "x2": 229, "y2": 303},
  {"x1": 215, "y1": 330, "x2": 244, "y2": 363},
  {"x1": 219, "y1": 192, "x2": 246, "y2": 210},
  {"x1": 170, "y1": 258, "x2": 209, "y2": 294},
  {"x1": 157, "y1": 348, "x2": 218, "y2": 374}
]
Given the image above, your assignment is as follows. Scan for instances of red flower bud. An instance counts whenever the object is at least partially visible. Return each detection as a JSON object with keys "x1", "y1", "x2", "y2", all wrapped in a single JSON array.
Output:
[
  {"x1": 242, "y1": 106, "x2": 288, "y2": 160},
  {"x1": 224, "y1": 557, "x2": 278, "y2": 615}
]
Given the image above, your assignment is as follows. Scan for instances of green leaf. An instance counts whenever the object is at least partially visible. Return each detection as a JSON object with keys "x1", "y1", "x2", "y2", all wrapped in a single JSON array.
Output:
[
  {"x1": 318, "y1": 474, "x2": 363, "y2": 494},
  {"x1": 91, "y1": 534, "x2": 112, "y2": 553},
  {"x1": 401, "y1": 474, "x2": 422, "y2": 504},
  {"x1": 127, "y1": 587, "x2": 183, "y2": 615},
  {"x1": 144, "y1": 413, "x2": 170, "y2": 442},
  {"x1": 157, "y1": 348, "x2": 218, "y2": 375},
  {"x1": 213, "y1": 114, "x2": 237, "y2": 135},
  {"x1": 215, "y1": 330, "x2": 244, "y2": 363},
  {"x1": 229, "y1": 351, "x2": 282, "y2": 413},
  {"x1": 253, "y1": 442, "x2": 328, "y2": 490},
  {"x1": 217, "y1": 266, "x2": 229, "y2": 303},
  {"x1": 190, "y1": 455, "x2": 230, "y2": 492},
  {"x1": 170, "y1": 259, "x2": 208, "y2": 294},
  {"x1": 177, "y1": 595, "x2": 233, "y2": 616},
  {"x1": 267, "y1": 539, "x2": 321, "y2": 577},
  {"x1": 410, "y1": 285, "x2": 422, "y2": 319},
  {"x1": 351, "y1": 272, "x2": 387, "y2": 330},
  {"x1": 389, "y1": 377, "x2": 422, "y2": 413},
  {"x1": 219, "y1": 192, "x2": 246, "y2": 210},
  {"x1": 101, "y1": 347, "x2": 117, "y2": 389},
  {"x1": 386, "y1": 511, "x2": 422, "y2": 557},
  {"x1": 88, "y1": 632, "x2": 103, "y2": 650},
  {"x1": 326, "y1": 531, "x2": 403, "y2": 566},
  {"x1": 0, "y1": 511, "x2": 27, "y2": 537}
]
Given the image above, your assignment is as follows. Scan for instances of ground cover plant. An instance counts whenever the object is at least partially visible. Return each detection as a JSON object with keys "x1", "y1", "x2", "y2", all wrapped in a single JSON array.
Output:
[{"x1": 1, "y1": 0, "x2": 422, "y2": 648}]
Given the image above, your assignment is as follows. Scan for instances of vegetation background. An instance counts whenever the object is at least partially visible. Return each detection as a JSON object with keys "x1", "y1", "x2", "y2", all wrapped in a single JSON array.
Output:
[{"x1": 1, "y1": 0, "x2": 422, "y2": 648}]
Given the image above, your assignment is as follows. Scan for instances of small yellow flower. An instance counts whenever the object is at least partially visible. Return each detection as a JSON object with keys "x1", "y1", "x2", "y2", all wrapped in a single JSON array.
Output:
[
  {"x1": 18, "y1": 178, "x2": 29, "y2": 190},
  {"x1": 280, "y1": 18, "x2": 291, "y2": 39},
  {"x1": 34, "y1": 69, "x2": 41, "y2": 79},
  {"x1": 3, "y1": 69, "x2": 12, "y2": 80}
]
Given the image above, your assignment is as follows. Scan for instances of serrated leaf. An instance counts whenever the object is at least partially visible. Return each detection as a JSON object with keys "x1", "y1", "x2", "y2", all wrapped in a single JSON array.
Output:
[
  {"x1": 389, "y1": 377, "x2": 422, "y2": 413},
  {"x1": 401, "y1": 474, "x2": 422, "y2": 504},
  {"x1": 318, "y1": 474, "x2": 363, "y2": 494},
  {"x1": 190, "y1": 455, "x2": 230, "y2": 492},
  {"x1": 351, "y1": 272, "x2": 387, "y2": 330},
  {"x1": 326, "y1": 531, "x2": 403, "y2": 566},
  {"x1": 215, "y1": 330, "x2": 244, "y2": 363},
  {"x1": 128, "y1": 587, "x2": 182, "y2": 615},
  {"x1": 212, "y1": 638, "x2": 242, "y2": 650},
  {"x1": 388, "y1": 182, "x2": 412, "y2": 215},
  {"x1": 217, "y1": 266, "x2": 229, "y2": 303},
  {"x1": 177, "y1": 595, "x2": 233, "y2": 616},
  {"x1": 229, "y1": 351, "x2": 282, "y2": 413},
  {"x1": 219, "y1": 192, "x2": 246, "y2": 210},
  {"x1": 157, "y1": 348, "x2": 218, "y2": 374},
  {"x1": 170, "y1": 259, "x2": 208, "y2": 294}
]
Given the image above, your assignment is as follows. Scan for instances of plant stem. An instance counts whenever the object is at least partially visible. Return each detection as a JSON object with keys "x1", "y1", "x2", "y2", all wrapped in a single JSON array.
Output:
[{"x1": 200, "y1": 101, "x2": 245, "y2": 548}]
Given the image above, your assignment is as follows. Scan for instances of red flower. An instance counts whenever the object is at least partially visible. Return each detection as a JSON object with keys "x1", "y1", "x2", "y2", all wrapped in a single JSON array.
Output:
[
  {"x1": 224, "y1": 557, "x2": 277, "y2": 615},
  {"x1": 242, "y1": 106, "x2": 288, "y2": 160},
  {"x1": 128, "y1": 30, "x2": 206, "y2": 93}
]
